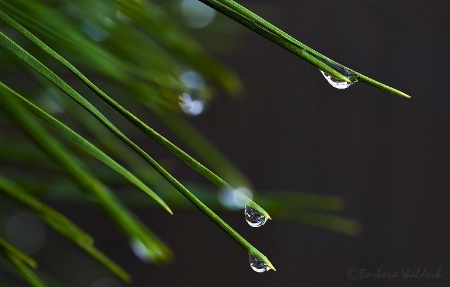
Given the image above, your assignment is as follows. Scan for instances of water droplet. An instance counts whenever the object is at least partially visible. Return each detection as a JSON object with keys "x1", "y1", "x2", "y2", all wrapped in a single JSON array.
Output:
[
  {"x1": 320, "y1": 70, "x2": 356, "y2": 89},
  {"x1": 249, "y1": 253, "x2": 271, "y2": 273},
  {"x1": 178, "y1": 92, "x2": 206, "y2": 116},
  {"x1": 244, "y1": 205, "x2": 267, "y2": 227},
  {"x1": 218, "y1": 187, "x2": 253, "y2": 210}
]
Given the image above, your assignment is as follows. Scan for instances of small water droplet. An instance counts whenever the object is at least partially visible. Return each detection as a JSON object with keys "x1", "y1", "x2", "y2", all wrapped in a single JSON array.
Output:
[
  {"x1": 178, "y1": 92, "x2": 206, "y2": 116},
  {"x1": 249, "y1": 253, "x2": 271, "y2": 273},
  {"x1": 320, "y1": 70, "x2": 356, "y2": 90},
  {"x1": 244, "y1": 205, "x2": 267, "y2": 227}
]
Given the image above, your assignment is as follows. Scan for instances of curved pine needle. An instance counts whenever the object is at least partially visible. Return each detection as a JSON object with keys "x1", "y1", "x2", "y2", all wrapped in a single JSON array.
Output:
[
  {"x1": 0, "y1": 7, "x2": 274, "y2": 269},
  {"x1": 0, "y1": 86, "x2": 172, "y2": 272},
  {"x1": 0, "y1": 10, "x2": 270, "y2": 218},
  {"x1": 0, "y1": 176, "x2": 131, "y2": 282},
  {"x1": 1, "y1": 84, "x2": 172, "y2": 215}
]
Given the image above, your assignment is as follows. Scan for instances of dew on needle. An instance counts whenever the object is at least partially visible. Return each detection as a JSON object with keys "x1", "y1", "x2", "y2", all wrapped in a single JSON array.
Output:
[
  {"x1": 320, "y1": 70, "x2": 357, "y2": 89},
  {"x1": 249, "y1": 253, "x2": 271, "y2": 273},
  {"x1": 244, "y1": 205, "x2": 267, "y2": 227}
]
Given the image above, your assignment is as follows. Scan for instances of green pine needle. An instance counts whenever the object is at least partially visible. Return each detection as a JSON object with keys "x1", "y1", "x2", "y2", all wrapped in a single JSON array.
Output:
[
  {"x1": 0, "y1": 83, "x2": 172, "y2": 215},
  {"x1": 0, "y1": 85, "x2": 171, "y2": 276},
  {"x1": 198, "y1": 0, "x2": 410, "y2": 98},
  {"x1": 0, "y1": 237, "x2": 45, "y2": 287}
]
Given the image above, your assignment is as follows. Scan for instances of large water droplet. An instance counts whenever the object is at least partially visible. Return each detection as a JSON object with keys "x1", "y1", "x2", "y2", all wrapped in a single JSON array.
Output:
[
  {"x1": 249, "y1": 253, "x2": 271, "y2": 273},
  {"x1": 320, "y1": 70, "x2": 356, "y2": 89},
  {"x1": 178, "y1": 92, "x2": 206, "y2": 116},
  {"x1": 244, "y1": 205, "x2": 267, "y2": 227}
]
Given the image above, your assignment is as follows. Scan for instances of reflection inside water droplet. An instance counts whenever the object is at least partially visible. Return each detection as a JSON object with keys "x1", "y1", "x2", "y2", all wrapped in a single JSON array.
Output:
[
  {"x1": 244, "y1": 205, "x2": 267, "y2": 227},
  {"x1": 178, "y1": 92, "x2": 206, "y2": 116},
  {"x1": 249, "y1": 253, "x2": 271, "y2": 273},
  {"x1": 320, "y1": 70, "x2": 356, "y2": 90}
]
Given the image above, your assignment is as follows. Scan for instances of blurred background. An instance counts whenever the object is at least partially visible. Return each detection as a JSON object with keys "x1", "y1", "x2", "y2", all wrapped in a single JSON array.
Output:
[{"x1": 1, "y1": 0, "x2": 449, "y2": 286}]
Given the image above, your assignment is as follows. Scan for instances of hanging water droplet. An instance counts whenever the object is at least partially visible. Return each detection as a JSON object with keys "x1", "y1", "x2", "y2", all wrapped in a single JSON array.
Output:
[
  {"x1": 320, "y1": 70, "x2": 356, "y2": 89},
  {"x1": 244, "y1": 205, "x2": 267, "y2": 227},
  {"x1": 178, "y1": 92, "x2": 206, "y2": 116},
  {"x1": 249, "y1": 253, "x2": 271, "y2": 273}
]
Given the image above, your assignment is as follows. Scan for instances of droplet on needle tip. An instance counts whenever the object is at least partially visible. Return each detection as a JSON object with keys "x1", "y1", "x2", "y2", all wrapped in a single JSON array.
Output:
[{"x1": 244, "y1": 205, "x2": 268, "y2": 227}]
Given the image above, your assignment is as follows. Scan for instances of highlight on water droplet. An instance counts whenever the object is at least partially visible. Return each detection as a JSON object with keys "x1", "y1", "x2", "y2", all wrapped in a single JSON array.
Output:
[
  {"x1": 249, "y1": 253, "x2": 271, "y2": 273},
  {"x1": 178, "y1": 92, "x2": 206, "y2": 116},
  {"x1": 244, "y1": 205, "x2": 267, "y2": 227},
  {"x1": 218, "y1": 186, "x2": 253, "y2": 210},
  {"x1": 320, "y1": 70, "x2": 357, "y2": 90}
]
